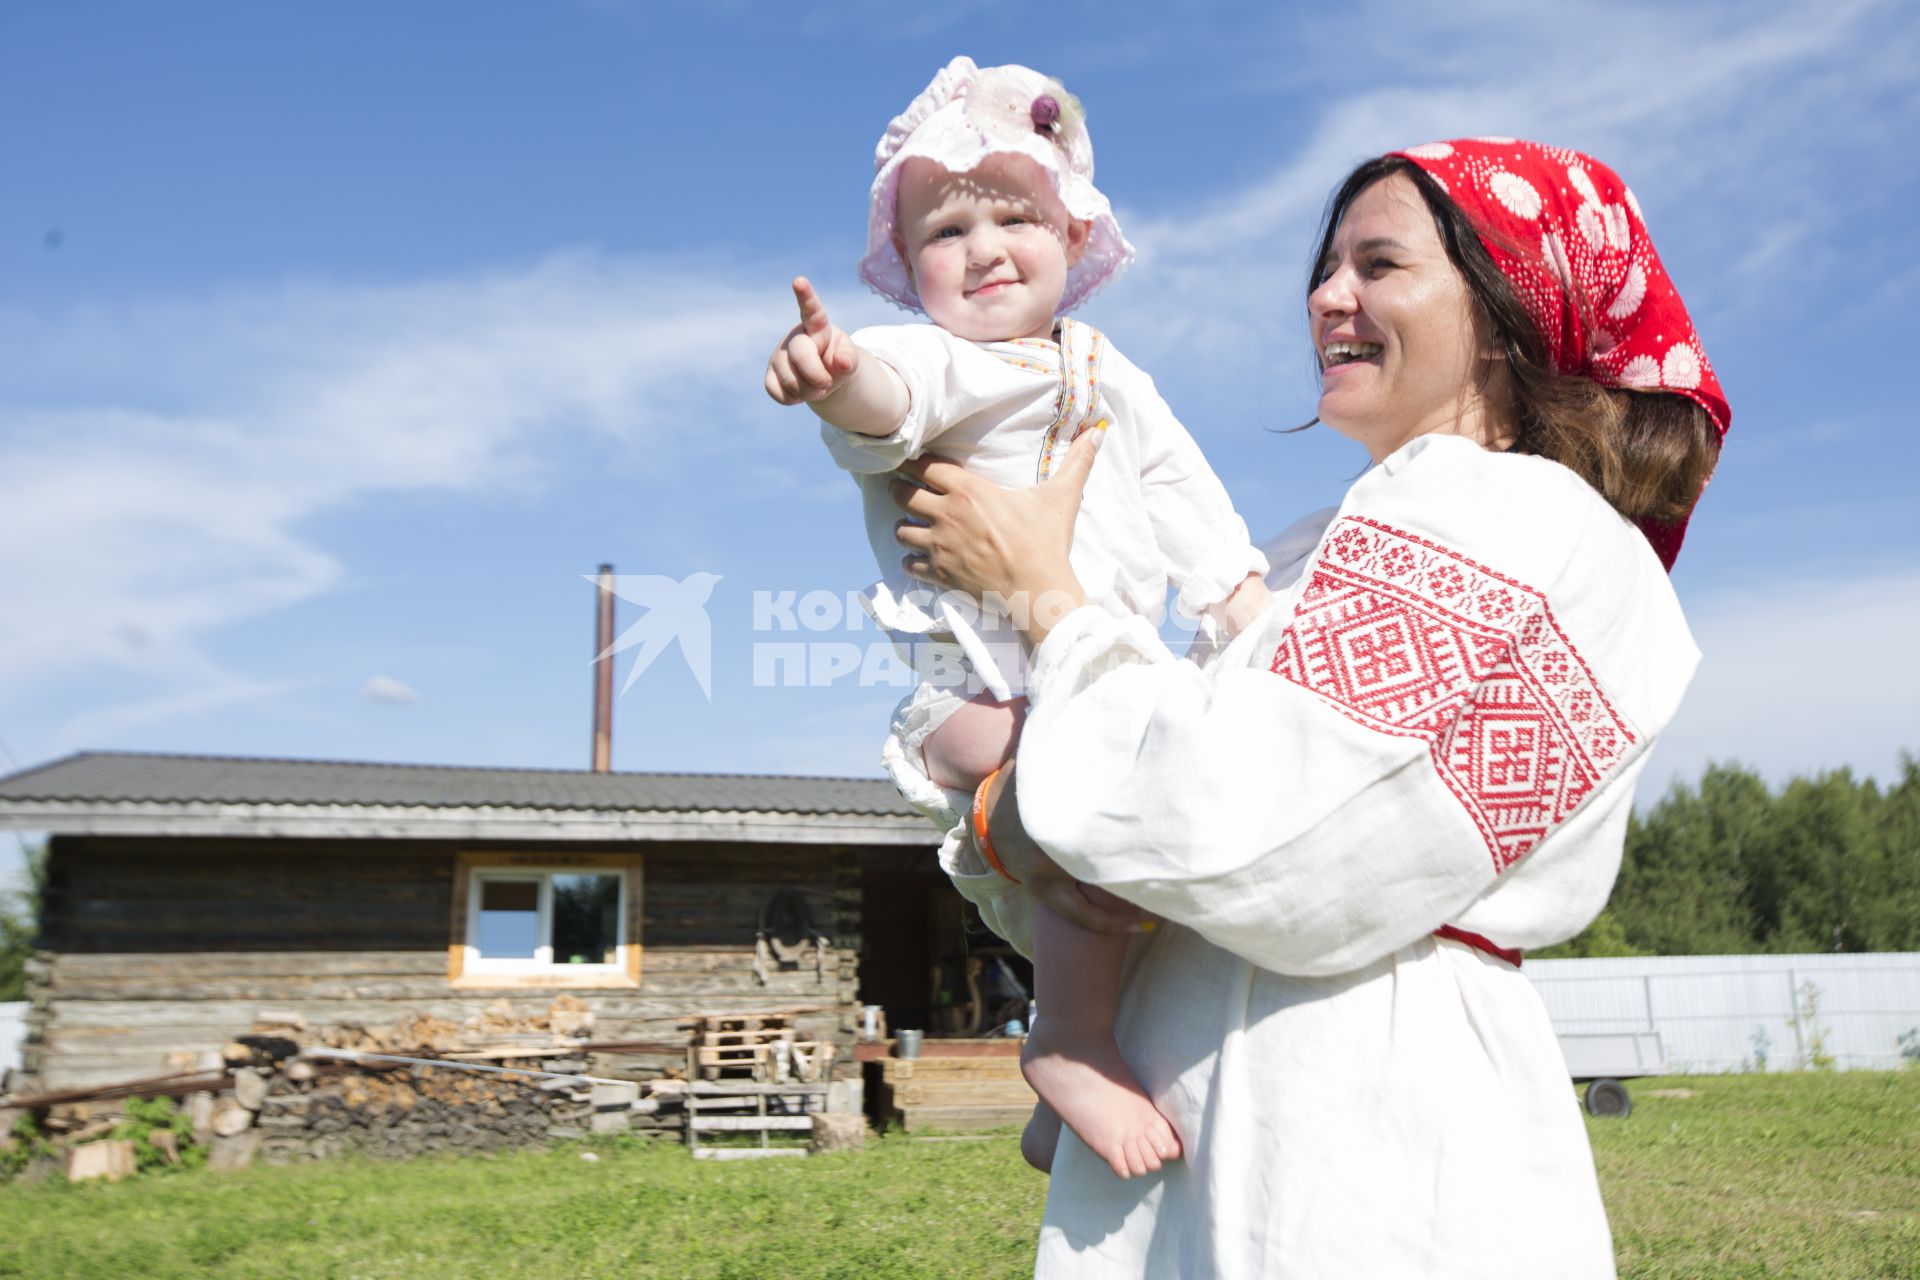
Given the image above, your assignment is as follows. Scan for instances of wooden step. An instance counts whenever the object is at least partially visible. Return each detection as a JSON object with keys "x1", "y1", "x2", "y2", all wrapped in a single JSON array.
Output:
[
  {"x1": 896, "y1": 1104, "x2": 1033, "y2": 1132},
  {"x1": 909, "y1": 1039, "x2": 1023, "y2": 1058},
  {"x1": 877, "y1": 1057, "x2": 1026, "y2": 1082},
  {"x1": 894, "y1": 1079, "x2": 1036, "y2": 1108}
]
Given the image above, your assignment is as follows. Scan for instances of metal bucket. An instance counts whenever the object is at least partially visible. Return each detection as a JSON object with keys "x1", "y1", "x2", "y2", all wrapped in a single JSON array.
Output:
[{"x1": 895, "y1": 1028, "x2": 924, "y2": 1059}]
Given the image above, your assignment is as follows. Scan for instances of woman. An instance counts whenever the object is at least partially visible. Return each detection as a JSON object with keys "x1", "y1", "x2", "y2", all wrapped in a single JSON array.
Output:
[{"x1": 891, "y1": 138, "x2": 1729, "y2": 1276}]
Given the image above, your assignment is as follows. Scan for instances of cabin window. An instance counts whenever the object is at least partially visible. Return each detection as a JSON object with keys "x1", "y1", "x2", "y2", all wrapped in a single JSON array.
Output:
[{"x1": 450, "y1": 854, "x2": 643, "y2": 988}]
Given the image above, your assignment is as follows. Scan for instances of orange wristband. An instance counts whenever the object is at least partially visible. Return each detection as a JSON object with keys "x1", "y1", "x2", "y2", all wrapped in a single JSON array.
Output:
[{"x1": 971, "y1": 768, "x2": 1020, "y2": 884}]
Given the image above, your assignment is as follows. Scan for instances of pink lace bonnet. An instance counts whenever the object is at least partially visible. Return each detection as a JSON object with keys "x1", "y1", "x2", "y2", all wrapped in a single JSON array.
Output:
[{"x1": 859, "y1": 56, "x2": 1135, "y2": 314}]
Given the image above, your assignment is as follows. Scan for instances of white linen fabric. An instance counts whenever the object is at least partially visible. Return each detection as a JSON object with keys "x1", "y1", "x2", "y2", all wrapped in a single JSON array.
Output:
[{"x1": 938, "y1": 434, "x2": 1698, "y2": 1277}]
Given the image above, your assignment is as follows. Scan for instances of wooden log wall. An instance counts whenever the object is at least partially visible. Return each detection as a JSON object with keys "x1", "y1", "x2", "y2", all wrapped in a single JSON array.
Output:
[{"x1": 22, "y1": 834, "x2": 879, "y2": 1091}]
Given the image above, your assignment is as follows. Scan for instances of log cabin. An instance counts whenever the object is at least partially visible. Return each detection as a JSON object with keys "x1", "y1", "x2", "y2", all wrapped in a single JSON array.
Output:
[{"x1": 0, "y1": 751, "x2": 1005, "y2": 1094}]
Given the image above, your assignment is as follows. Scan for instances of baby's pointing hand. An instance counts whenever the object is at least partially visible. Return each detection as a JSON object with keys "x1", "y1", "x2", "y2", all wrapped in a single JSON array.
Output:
[{"x1": 765, "y1": 277, "x2": 859, "y2": 406}]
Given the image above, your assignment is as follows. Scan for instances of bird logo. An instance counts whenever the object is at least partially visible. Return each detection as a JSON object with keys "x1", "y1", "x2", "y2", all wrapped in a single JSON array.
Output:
[{"x1": 589, "y1": 572, "x2": 722, "y2": 700}]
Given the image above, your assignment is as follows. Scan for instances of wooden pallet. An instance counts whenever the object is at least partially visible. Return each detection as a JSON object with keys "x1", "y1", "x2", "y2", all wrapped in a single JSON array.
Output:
[
  {"x1": 683, "y1": 1013, "x2": 800, "y2": 1080},
  {"x1": 684, "y1": 1081, "x2": 829, "y2": 1160}
]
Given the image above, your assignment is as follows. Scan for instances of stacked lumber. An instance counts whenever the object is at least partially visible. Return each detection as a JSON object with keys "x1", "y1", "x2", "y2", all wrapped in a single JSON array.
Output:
[
  {"x1": 872, "y1": 1041, "x2": 1035, "y2": 1132},
  {"x1": 679, "y1": 1012, "x2": 835, "y2": 1084}
]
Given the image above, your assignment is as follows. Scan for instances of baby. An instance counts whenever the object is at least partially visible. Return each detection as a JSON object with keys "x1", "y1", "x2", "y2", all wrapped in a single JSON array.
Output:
[{"x1": 764, "y1": 56, "x2": 1269, "y2": 1179}]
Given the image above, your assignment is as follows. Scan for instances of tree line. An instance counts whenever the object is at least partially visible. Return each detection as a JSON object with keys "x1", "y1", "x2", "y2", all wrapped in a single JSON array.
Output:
[
  {"x1": 0, "y1": 841, "x2": 43, "y2": 1002},
  {"x1": 1539, "y1": 757, "x2": 1920, "y2": 959}
]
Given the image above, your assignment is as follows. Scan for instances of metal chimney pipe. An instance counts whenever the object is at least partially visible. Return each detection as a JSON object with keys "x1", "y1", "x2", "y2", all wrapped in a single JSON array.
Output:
[{"x1": 592, "y1": 563, "x2": 615, "y2": 773}]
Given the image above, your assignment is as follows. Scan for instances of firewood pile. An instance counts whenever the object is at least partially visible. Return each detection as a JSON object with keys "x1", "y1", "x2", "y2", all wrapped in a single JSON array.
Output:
[
  {"x1": 0, "y1": 997, "x2": 679, "y2": 1179},
  {"x1": 1, "y1": 1002, "x2": 864, "y2": 1179}
]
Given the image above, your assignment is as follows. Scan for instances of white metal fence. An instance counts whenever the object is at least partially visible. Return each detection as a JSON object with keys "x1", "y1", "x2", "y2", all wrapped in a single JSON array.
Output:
[
  {"x1": 1529, "y1": 953, "x2": 1920, "y2": 1073},
  {"x1": 0, "y1": 1001, "x2": 25, "y2": 1082}
]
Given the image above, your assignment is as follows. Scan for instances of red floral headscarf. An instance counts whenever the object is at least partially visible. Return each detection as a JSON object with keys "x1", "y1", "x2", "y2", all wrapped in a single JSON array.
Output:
[{"x1": 1389, "y1": 138, "x2": 1730, "y2": 570}]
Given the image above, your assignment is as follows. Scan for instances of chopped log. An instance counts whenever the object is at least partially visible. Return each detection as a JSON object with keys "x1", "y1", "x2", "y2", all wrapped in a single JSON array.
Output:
[
  {"x1": 809, "y1": 1112, "x2": 865, "y2": 1154},
  {"x1": 232, "y1": 1068, "x2": 269, "y2": 1112},
  {"x1": 284, "y1": 1059, "x2": 316, "y2": 1083},
  {"x1": 589, "y1": 1081, "x2": 639, "y2": 1135},
  {"x1": 221, "y1": 1041, "x2": 253, "y2": 1066},
  {"x1": 210, "y1": 1100, "x2": 254, "y2": 1138},
  {"x1": 209, "y1": 1129, "x2": 259, "y2": 1172},
  {"x1": 187, "y1": 1091, "x2": 216, "y2": 1140},
  {"x1": 149, "y1": 1129, "x2": 181, "y2": 1166},
  {"x1": 66, "y1": 1139, "x2": 136, "y2": 1183},
  {"x1": 549, "y1": 1008, "x2": 593, "y2": 1037},
  {"x1": 252, "y1": 1010, "x2": 307, "y2": 1031}
]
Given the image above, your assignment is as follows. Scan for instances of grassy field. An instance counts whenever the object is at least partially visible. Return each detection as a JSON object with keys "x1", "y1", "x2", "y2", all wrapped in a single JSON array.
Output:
[{"x1": 0, "y1": 1072, "x2": 1914, "y2": 1279}]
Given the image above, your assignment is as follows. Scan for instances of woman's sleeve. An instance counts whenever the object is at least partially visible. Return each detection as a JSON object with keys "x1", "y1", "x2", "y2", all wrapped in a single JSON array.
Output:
[{"x1": 1015, "y1": 457, "x2": 1696, "y2": 976}]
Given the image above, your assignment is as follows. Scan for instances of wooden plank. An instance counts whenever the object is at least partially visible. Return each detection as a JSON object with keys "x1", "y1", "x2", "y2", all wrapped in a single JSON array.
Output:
[
  {"x1": 50, "y1": 967, "x2": 851, "y2": 1001},
  {"x1": 700, "y1": 1030, "x2": 796, "y2": 1045},
  {"x1": 689, "y1": 1115, "x2": 815, "y2": 1132},
  {"x1": 878, "y1": 1059, "x2": 1028, "y2": 1083},
  {"x1": 896, "y1": 1104, "x2": 1033, "y2": 1132},
  {"x1": 44, "y1": 994, "x2": 859, "y2": 1030},
  {"x1": 50, "y1": 945, "x2": 852, "y2": 980},
  {"x1": 894, "y1": 1080, "x2": 1037, "y2": 1108},
  {"x1": 52, "y1": 952, "x2": 447, "y2": 979},
  {"x1": 911, "y1": 1040, "x2": 1026, "y2": 1058}
]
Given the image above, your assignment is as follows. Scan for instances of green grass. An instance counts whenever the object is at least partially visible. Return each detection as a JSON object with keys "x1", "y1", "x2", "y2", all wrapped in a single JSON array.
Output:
[
  {"x1": 1595, "y1": 1072, "x2": 1920, "y2": 1278},
  {"x1": 1, "y1": 1073, "x2": 1914, "y2": 1279}
]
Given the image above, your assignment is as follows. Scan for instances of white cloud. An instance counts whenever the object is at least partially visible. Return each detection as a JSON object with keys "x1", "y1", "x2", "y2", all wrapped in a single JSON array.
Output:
[
  {"x1": 360, "y1": 676, "x2": 422, "y2": 706},
  {"x1": 0, "y1": 253, "x2": 803, "y2": 718}
]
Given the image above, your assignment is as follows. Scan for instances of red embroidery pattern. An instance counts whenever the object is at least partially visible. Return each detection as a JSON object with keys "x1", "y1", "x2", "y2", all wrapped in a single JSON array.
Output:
[{"x1": 1269, "y1": 517, "x2": 1634, "y2": 869}]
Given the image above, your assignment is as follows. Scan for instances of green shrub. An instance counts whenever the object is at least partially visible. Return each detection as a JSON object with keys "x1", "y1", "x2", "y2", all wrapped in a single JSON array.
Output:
[
  {"x1": 0, "y1": 1112, "x2": 54, "y2": 1182},
  {"x1": 109, "y1": 1096, "x2": 207, "y2": 1173}
]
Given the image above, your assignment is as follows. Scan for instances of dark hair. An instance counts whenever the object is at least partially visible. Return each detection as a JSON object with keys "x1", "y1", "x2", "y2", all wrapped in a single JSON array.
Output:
[{"x1": 1307, "y1": 156, "x2": 1718, "y2": 525}]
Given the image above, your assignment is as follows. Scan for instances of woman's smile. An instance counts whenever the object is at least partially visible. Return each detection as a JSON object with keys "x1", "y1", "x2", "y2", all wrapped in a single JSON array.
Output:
[
  {"x1": 1320, "y1": 339, "x2": 1384, "y2": 372},
  {"x1": 1309, "y1": 172, "x2": 1497, "y2": 460}
]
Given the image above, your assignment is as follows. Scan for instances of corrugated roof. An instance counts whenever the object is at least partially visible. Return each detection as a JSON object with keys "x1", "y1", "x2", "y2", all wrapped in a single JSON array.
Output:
[{"x1": 0, "y1": 751, "x2": 921, "y2": 818}]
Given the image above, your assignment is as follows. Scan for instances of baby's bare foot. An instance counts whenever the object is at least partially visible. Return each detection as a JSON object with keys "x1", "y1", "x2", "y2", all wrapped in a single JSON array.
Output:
[
  {"x1": 1021, "y1": 1022, "x2": 1181, "y2": 1180},
  {"x1": 1021, "y1": 1101, "x2": 1062, "y2": 1173}
]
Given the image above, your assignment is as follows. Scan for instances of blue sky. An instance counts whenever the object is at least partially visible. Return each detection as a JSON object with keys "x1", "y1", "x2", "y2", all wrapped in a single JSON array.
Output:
[{"x1": 3, "y1": 1, "x2": 1918, "y2": 884}]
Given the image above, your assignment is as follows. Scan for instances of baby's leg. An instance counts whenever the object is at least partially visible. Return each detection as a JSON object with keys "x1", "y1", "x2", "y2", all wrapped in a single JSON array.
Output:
[
  {"x1": 1020, "y1": 1100, "x2": 1063, "y2": 1174},
  {"x1": 1021, "y1": 897, "x2": 1182, "y2": 1180},
  {"x1": 920, "y1": 693, "x2": 1027, "y2": 792}
]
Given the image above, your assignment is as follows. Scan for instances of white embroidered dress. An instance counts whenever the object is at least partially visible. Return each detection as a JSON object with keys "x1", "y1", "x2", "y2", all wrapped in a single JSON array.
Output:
[
  {"x1": 942, "y1": 435, "x2": 1698, "y2": 1278},
  {"x1": 824, "y1": 319, "x2": 1267, "y2": 813}
]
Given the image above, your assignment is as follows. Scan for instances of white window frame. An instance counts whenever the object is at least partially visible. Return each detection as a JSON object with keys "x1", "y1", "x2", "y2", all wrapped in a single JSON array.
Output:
[{"x1": 449, "y1": 853, "x2": 643, "y2": 989}]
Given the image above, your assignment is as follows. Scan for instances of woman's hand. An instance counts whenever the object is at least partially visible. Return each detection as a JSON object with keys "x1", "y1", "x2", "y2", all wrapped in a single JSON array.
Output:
[
  {"x1": 889, "y1": 425, "x2": 1102, "y2": 649},
  {"x1": 983, "y1": 764, "x2": 1147, "y2": 934}
]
